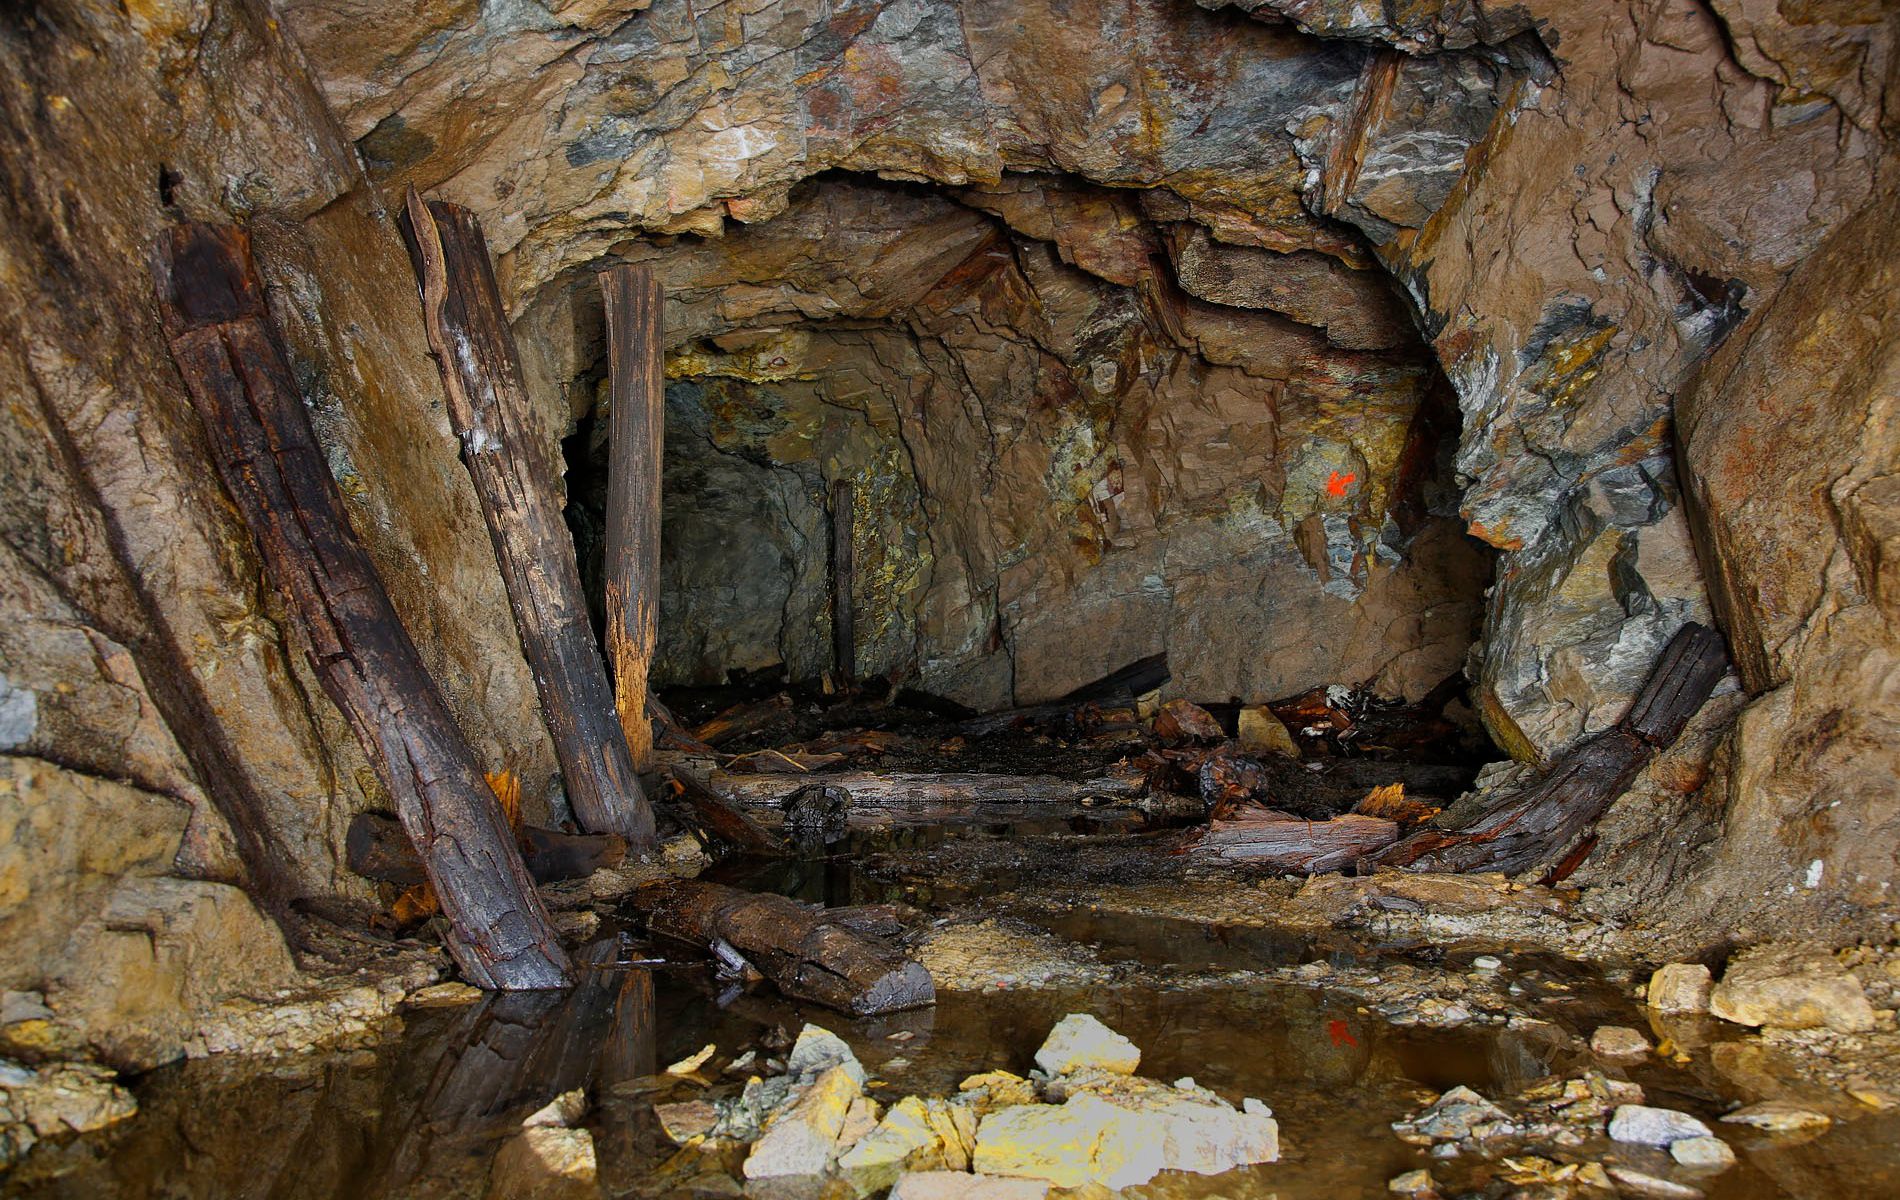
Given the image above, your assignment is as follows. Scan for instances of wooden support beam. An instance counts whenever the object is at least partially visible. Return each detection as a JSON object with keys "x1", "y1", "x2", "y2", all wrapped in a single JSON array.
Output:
[
  {"x1": 1377, "y1": 622, "x2": 1730, "y2": 876},
  {"x1": 831, "y1": 478, "x2": 855, "y2": 684},
  {"x1": 151, "y1": 222, "x2": 569, "y2": 990},
  {"x1": 634, "y1": 879, "x2": 934, "y2": 1015},
  {"x1": 345, "y1": 812, "x2": 627, "y2": 887},
  {"x1": 402, "y1": 190, "x2": 655, "y2": 848},
  {"x1": 598, "y1": 265, "x2": 665, "y2": 770}
]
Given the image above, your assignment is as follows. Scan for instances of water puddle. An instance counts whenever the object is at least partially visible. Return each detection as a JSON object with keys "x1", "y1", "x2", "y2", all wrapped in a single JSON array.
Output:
[{"x1": 7, "y1": 815, "x2": 1897, "y2": 1199}]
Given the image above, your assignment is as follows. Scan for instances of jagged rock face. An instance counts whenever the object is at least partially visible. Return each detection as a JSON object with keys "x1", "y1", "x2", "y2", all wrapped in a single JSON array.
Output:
[
  {"x1": 275, "y1": 0, "x2": 1900, "y2": 933},
  {"x1": 543, "y1": 176, "x2": 1483, "y2": 705},
  {"x1": 0, "y1": 0, "x2": 588, "y2": 1066},
  {"x1": 0, "y1": 0, "x2": 1891, "y2": 1069}
]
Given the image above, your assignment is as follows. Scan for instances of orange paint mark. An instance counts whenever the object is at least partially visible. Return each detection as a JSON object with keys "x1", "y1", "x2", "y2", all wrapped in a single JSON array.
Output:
[
  {"x1": 1325, "y1": 470, "x2": 1356, "y2": 498},
  {"x1": 1328, "y1": 1019, "x2": 1359, "y2": 1048}
]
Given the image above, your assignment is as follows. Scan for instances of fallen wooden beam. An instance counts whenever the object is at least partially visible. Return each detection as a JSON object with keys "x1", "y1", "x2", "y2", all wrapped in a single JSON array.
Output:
[
  {"x1": 1187, "y1": 812, "x2": 1400, "y2": 871},
  {"x1": 705, "y1": 769, "x2": 1147, "y2": 810},
  {"x1": 152, "y1": 222, "x2": 568, "y2": 990},
  {"x1": 953, "y1": 653, "x2": 1171, "y2": 737},
  {"x1": 346, "y1": 812, "x2": 626, "y2": 888},
  {"x1": 403, "y1": 190, "x2": 655, "y2": 849},
  {"x1": 633, "y1": 879, "x2": 934, "y2": 1015},
  {"x1": 664, "y1": 771, "x2": 786, "y2": 856},
  {"x1": 599, "y1": 265, "x2": 666, "y2": 770},
  {"x1": 1377, "y1": 622, "x2": 1730, "y2": 876}
]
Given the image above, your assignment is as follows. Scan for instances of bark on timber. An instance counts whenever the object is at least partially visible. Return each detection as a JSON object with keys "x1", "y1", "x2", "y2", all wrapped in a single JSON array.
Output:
[
  {"x1": 346, "y1": 812, "x2": 626, "y2": 887},
  {"x1": 402, "y1": 189, "x2": 655, "y2": 848},
  {"x1": 152, "y1": 221, "x2": 570, "y2": 990},
  {"x1": 599, "y1": 265, "x2": 665, "y2": 770},
  {"x1": 634, "y1": 879, "x2": 934, "y2": 1015},
  {"x1": 1377, "y1": 623, "x2": 1731, "y2": 875},
  {"x1": 704, "y1": 768, "x2": 1147, "y2": 810}
]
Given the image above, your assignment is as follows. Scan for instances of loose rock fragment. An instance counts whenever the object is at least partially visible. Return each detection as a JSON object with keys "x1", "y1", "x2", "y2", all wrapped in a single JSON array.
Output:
[
  {"x1": 1670, "y1": 1136, "x2": 1736, "y2": 1170},
  {"x1": 888, "y1": 1171, "x2": 1049, "y2": 1200},
  {"x1": 743, "y1": 1064, "x2": 862, "y2": 1179},
  {"x1": 486, "y1": 1126, "x2": 600, "y2": 1200},
  {"x1": 1646, "y1": 964, "x2": 1713, "y2": 1014},
  {"x1": 1608, "y1": 1104, "x2": 1713, "y2": 1146},
  {"x1": 1719, "y1": 1100, "x2": 1832, "y2": 1132},
  {"x1": 1708, "y1": 943, "x2": 1877, "y2": 1033},
  {"x1": 1033, "y1": 1013, "x2": 1140, "y2": 1076},
  {"x1": 1589, "y1": 1025, "x2": 1652, "y2": 1060}
]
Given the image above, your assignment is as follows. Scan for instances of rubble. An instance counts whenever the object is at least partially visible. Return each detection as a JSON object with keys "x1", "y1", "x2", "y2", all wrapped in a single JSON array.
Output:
[
  {"x1": 1646, "y1": 964, "x2": 1714, "y2": 1014},
  {"x1": 1708, "y1": 943, "x2": 1878, "y2": 1033},
  {"x1": 650, "y1": 1016, "x2": 1274, "y2": 1195}
]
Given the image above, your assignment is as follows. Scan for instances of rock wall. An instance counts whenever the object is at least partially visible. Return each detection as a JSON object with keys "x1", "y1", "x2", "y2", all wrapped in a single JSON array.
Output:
[
  {"x1": 0, "y1": 0, "x2": 560, "y2": 1063},
  {"x1": 271, "y1": 0, "x2": 1900, "y2": 932},
  {"x1": 536, "y1": 176, "x2": 1487, "y2": 707},
  {"x1": 0, "y1": 0, "x2": 1892, "y2": 1067}
]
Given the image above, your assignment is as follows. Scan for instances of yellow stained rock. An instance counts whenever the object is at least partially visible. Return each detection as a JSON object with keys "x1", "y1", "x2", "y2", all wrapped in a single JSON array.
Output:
[{"x1": 742, "y1": 1064, "x2": 861, "y2": 1180}]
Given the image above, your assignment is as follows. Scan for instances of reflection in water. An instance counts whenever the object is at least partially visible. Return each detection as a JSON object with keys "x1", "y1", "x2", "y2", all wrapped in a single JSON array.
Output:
[{"x1": 7, "y1": 953, "x2": 1900, "y2": 1199}]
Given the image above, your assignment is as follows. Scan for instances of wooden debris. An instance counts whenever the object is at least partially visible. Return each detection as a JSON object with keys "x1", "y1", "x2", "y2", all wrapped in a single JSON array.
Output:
[
  {"x1": 1354, "y1": 782, "x2": 1441, "y2": 825},
  {"x1": 153, "y1": 222, "x2": 569, "y2": 990},
  {"x1": 663, "y1": 772, "x2": 785, "y2": 856},
  {"x1": 599, "y1": 265, "x2": 666, "y2": 770},
  {"x1": 1376, "y1": 623, "x2": 1730, "y2": 876},
  {"x1": 1188, "y1": 813, "x2": 1401, "y2": 872},
  {"x1": 693, "y1": 693, "x2": 795, "y2": 747},
  {"x1": 346, "y1": 812, "x2": 626, "y2": 887},
  {"x1": 1153, "y1": 698, "x2": 1224, "y2": 744},
  {"x1": 648, "y1": 695, "x2": 715, "y2": 754},
  {"x1": 403, "y1": 191, "x2": 655, "y2": 848},
  {"x1": 705, "y1": 769, "x2": 1146, "y2": 810},
  {"x1": 634, "y1": 879, "x2": 935, "y2": 1015}
]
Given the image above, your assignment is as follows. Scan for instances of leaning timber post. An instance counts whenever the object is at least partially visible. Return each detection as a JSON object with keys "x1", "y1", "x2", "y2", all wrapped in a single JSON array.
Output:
[
  {"x1": 402, "y1": 189, "x2": 655, "y2": 848},
  {"x1": 831, "y1": 477, "x2": 856, "y2": 684},
  {"x1": 152, "y1": 223, "x2": 570, "y2": 989},
  {"x1": 597, "y1": 265, "x2": 664, "y2": 770}
]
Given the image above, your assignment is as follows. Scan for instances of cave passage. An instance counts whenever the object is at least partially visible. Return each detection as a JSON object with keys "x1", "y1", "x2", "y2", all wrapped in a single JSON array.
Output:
[
  {"x1": 8, "y1": 0, "x2": 1898, "y2": 1195},
  {"x1": 554, "y1": 172, "x2": 1499, "y2": 726}
]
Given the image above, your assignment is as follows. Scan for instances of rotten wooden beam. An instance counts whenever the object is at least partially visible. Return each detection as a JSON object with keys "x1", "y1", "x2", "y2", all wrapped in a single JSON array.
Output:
[
  {"x1": 402, "y1": 191, "x2": 655, "y2": 849},
  {"x1": 598, "y1": 265, "x2": 666, "y2": 770},
  {"x1": 831, "y1": 478, "x2": 855, "y2": 684},
  {"x1": 152, "y1": 222, "x2": 569, "y2": 990},
  {"x1": 634, "y1": 879, "x2": 934, "y2": 1015},
  {"x1": 1187, "y1": 812, "x2": 1401, "y2": 872},
  {"x1": 704, "y1": 768, "x2": 1148, "y2": 811},
  {"x1": 664, "y1": 771, "x2": 786, "y2": 856},
  {"x1": 1376, "y1": 622, "x2": 1730, "y2": 876},
  {"x1": 346, "y1": 812, "x2": 627, "y2": 888}
]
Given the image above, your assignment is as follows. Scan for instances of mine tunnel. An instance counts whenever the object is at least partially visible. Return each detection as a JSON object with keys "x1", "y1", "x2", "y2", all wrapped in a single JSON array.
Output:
[{"x1": 3, "y1": 1, "x2": 1898, "y2": 1198}]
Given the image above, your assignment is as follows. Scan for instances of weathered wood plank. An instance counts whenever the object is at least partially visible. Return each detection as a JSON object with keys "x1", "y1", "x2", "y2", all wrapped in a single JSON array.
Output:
[
  {"x1": 665, "y1": 771, "x2": 786, "y2": 856},
  {"x1": 1188, "y1": 812, "x2": 1400, "y2": 871},
  {"x1": 152, "y1": 222, "x2": 569, "y2": 990},
  {"x1": 346, "y1": 812, "x2": 626, "y2": 887},
  {"x1": 402, "y1": 191, "x2": 655, "y2": 848},
  {"x1": 634, "y1": 879, "x2": 934, "y2": 1015},
  {"x1": 706, "y1": 768, "x2": 1147, "y2": 810},
  {"x1": 598, "y1": 265, "x2": 665, "y2": 770},
  {"x1": 1377, "y1": 622, "x2": 1730, "y2": 875}
]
